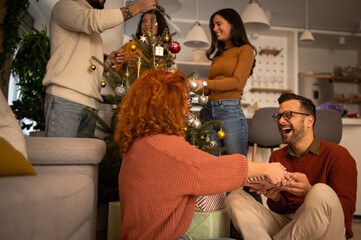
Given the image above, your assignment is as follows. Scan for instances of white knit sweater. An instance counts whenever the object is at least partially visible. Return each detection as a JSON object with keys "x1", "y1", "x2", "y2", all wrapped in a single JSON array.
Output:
[{"x1": 42, "y1": 0, "x2": 124, "y2": 110}]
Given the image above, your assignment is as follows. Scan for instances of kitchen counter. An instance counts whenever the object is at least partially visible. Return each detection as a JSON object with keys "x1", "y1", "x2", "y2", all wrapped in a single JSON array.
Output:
[
  {"x1": 339, "y1": 119, "x2": 361, "y2": 215},
  {"x1": 342, "y1": 118, "x2": 361, "y2": 126}
]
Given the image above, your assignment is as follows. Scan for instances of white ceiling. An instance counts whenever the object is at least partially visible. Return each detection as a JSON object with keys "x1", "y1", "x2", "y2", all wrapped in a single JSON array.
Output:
[
  {"x1": 29, "y1": 0, "x2": 361, "y2": 50},
  {"x1": 170, "y1": 0, "x2": 361, "y2": 33}
]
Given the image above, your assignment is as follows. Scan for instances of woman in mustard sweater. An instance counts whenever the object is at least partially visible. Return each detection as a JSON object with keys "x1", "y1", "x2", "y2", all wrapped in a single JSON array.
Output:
[
  {"x1": 114, "y1": 70, "x2": 289, "y2": 239},
  {"x1": 193, "y1": 9, "x2": 261, "y2": 203},
  {"x1": 195, "y1": 8, "x2": 256, "y2": 160}
]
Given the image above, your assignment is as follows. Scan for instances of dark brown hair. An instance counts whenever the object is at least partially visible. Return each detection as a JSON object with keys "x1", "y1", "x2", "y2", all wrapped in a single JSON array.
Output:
[
  {"x1": 206, "y1": 8, "x2": 257, "y2": 76},
  {"x1": 278, "y1": 93, "x2": 316, "y2": 124},
  {"x1": 135, "y1": 9, "x2": 170, "y2": 41}
]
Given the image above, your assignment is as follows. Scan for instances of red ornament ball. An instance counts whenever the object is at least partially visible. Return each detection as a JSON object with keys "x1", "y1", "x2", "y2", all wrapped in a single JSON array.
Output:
[{"x1": 170, "y1": 40, "x2": 181, "y2": 53}]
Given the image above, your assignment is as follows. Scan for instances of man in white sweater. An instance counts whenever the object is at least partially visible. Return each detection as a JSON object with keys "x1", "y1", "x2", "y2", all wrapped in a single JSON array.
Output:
[{"x1": 43, "y1": 0, "x2": 156, "y2": 137}]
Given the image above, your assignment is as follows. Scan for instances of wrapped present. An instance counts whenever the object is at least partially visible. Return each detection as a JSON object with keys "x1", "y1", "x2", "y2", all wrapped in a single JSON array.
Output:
[
  {"x1": 184, "y1": 209, "x2": 230, "y2": 239},
  {"x1": 246, "y1": 175, "x2": 295, "y2": 190},
  {"x1": 108, "y1": 201, "x2": 121, "y2": 240},
  {"x1": 107, "y1": 201, "x2": 230, "y2": 240},
  {"x1": 195, "y1": 193, "x2": 227, "y2": 212},
  {"x1": 246, "y1": 176, "x2": 276, "y2": 190}
]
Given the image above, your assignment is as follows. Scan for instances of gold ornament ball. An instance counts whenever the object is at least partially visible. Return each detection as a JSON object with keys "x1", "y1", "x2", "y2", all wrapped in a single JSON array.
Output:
[
  {"x1": 130, "y1": 43, "x2": 137, "y2": 51},
  {"x1": 217, "y1": 130, "x2": 226, "y2": 140},
  {"x1": 112, "y1": 104, "x2": 118, "y2": 110},
  {"x1": 90, "y1": 64, "x2": 96, "y2": 71},
  {"x1": 164, "y1": 35, "x2": 170, "y2": 42},
  {"x1": 100, "y1": 80, "x2": 106, "y2": 88}
]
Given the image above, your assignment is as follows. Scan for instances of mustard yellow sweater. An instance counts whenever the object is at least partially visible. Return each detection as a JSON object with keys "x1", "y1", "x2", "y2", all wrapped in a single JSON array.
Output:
[
  {"x1": 118, "y1": 134, "x2": 248, "y2": 239},
  {"x1": 207, "y1": 42, "x2": 254, "y2": 100},
  {"x1": 114, "y1": 40, "x2": 168, "y2": 80},
  {"x1": 114, "y1": 40, "x2": 151, "y2": 79}
]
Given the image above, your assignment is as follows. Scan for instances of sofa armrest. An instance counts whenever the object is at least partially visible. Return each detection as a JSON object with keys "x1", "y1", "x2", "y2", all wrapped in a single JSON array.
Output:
[{"x1": 25, "y1": 137, "x2": 106, "y2": 165}]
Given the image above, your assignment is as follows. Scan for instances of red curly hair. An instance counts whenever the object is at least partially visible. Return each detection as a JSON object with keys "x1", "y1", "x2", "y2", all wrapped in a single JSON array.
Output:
[{"x1": 114, "y1": 70, "x2": 188, "y2": 156}]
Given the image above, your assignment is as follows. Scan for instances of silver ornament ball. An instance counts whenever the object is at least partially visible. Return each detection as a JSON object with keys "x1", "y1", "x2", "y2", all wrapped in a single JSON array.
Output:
[
  {"x1": 192, "y1": 119, "x2": 202, "y2": 129},
  {"x1": 185, "y1": 114, "x2": 195, "y2": 126},
  {"x1": 112, "y1": 104, "x2": 118, "y2": 110},
  {"x1": 115, "y1": 86, "x2": 126, "y2": 97},
  {"x1": 198, "y1": 94, "x2": 209, "y2": 105},
  {"x1": 189, "y1": 80, "x2": 199, "y2": 92}
]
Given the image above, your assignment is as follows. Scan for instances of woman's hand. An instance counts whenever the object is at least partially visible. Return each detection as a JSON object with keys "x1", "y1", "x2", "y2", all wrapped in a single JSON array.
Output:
[
  {"x1": 264, "y1": 162, "x2": 289, "y2": 187},
  {"x1": 127, "y1": 56, "x2": 139, "y2": 68},
  {"x1": 187, "y1": 79, "x2": 205, "y2": 92}
]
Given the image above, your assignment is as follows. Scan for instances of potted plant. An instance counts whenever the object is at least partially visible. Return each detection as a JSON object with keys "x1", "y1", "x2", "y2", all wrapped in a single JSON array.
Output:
[{"x1": 10, "y1": 26, "x2": 50, "y2": 131}]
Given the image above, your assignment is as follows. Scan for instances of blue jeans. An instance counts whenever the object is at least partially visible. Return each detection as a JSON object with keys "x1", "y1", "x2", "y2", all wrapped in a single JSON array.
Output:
[
  {"x1": 204, "y1": 99, "x2": 262, "y2": 204},
  {"x1": 204, "y1": 99, "x2": 248, "y2": 156},
  {"x1": 44, "y1": 94, "x2": 98, "y2": 138}
]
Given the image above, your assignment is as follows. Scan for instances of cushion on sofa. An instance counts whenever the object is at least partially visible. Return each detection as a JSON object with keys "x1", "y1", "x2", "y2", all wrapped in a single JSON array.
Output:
[
  {"x1": 0, "y1": 137, "x2": 36, "y2": 176},
  {"x1": 0, "y1": 91, "x2": 27, "y2": 159}
]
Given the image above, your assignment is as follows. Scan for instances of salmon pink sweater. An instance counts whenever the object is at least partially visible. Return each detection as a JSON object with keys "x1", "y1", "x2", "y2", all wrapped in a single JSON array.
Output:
[{"x1": 118, "y1": 134, "x2": 248, "y2": 239}]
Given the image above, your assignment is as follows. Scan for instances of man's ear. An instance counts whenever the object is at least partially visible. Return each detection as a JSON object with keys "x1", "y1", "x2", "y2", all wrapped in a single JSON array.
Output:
[{"x1": 307, "y1": 115, "x2": 315, "y2": 128}]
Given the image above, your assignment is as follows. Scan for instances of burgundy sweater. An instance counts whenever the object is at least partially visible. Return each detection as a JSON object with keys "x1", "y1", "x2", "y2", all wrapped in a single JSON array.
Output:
[
  {"x1": 267, "y1": 140, "x2": 357, "y2": 239},
  {"x1": 118, "y1": 134, "x2": 248, "y2": 239}
]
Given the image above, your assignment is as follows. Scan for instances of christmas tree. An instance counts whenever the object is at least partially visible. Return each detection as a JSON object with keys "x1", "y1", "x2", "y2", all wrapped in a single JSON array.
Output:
[{"x1": 87, "y1": 8, "x2": 225, "y2": 204}]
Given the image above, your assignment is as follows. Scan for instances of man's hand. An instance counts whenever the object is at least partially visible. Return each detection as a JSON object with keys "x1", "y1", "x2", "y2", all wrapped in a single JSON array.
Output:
[
  {"x1": 121, "y1": 0, "x2": 156, "y2": 21},
  {"x1": 249, "y1": 185, "x2": 282, "y2": 203},
  {"x1": 264, "y1": 187, "x2": 282, "y2": 202},
  {"x1": 135, "y1": 0, "x2": 157, "y2": 13},
  {"x1": 280, "y1": 172, "x2": 312, "y2": 198}
]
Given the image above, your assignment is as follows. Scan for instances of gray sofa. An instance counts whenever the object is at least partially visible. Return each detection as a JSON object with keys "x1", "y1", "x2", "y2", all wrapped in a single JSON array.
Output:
[
  {"x1": 0, "y1": 136, "x2": 106, "y2": 240},
  {"x1": 0, "y1": 91, "x2": 106, "y2": 240}
]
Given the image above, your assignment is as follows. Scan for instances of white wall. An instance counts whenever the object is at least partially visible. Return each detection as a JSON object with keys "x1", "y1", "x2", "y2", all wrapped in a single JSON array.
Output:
[
  {"x1": 298, "y1": 47, "x2": 358, "y2": 74},
  {"x1": 102, "y1": 0, "x2": 125, "y2": 54}
]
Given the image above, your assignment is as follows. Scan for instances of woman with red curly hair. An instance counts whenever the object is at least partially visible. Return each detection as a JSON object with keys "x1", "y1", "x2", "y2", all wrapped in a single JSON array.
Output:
[{"x1": 114, "y1": 70, "x2": 288, "y2": 239}]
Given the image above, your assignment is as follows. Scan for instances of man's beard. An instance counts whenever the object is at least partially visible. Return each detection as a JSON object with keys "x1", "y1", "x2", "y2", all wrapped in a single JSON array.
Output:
[
  {"x1": 280, "y1": 120, "x2": 305, "y2": 145},
  {"x1": 88, "y1": 0, "x2": 105, "y2": 9}
]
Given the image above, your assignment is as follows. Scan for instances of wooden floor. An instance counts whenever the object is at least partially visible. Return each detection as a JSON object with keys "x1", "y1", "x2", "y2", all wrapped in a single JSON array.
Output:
[
  {"x1": 229, "y1": 216, "x2": 361, "y2": 240},
  {"x1": 350, "y1": 216, "x2": 361, "y2": 240},
  {"x1": 97, "y1": 216, "x2": 361, "y2": 240}
]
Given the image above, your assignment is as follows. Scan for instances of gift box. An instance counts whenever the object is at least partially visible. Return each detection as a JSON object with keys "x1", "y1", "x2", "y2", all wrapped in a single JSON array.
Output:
[
  {"x1": 107, "y1": 201, "x2": 230, "y2": 240},
  {"x1": 184, "y1": 209, "x2": 230, "y2": 239},
  {"x1": 107, "y1": 201, "x2": 121, "y2": 240},
  {"x1": 195, "y1": 193, "x2": 227, "y2": 212},
  {"x1": 246, "y1": 176, "x2": 276, "y2": 190},
  {"x1": 246, "y1": 176, "x2": 295, "y2": 190}
]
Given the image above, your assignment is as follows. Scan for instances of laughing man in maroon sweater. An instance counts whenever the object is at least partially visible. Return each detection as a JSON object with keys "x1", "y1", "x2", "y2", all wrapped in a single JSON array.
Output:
[{"x1": 226, "y1": 93, "x2": 357, "y2": 239}]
